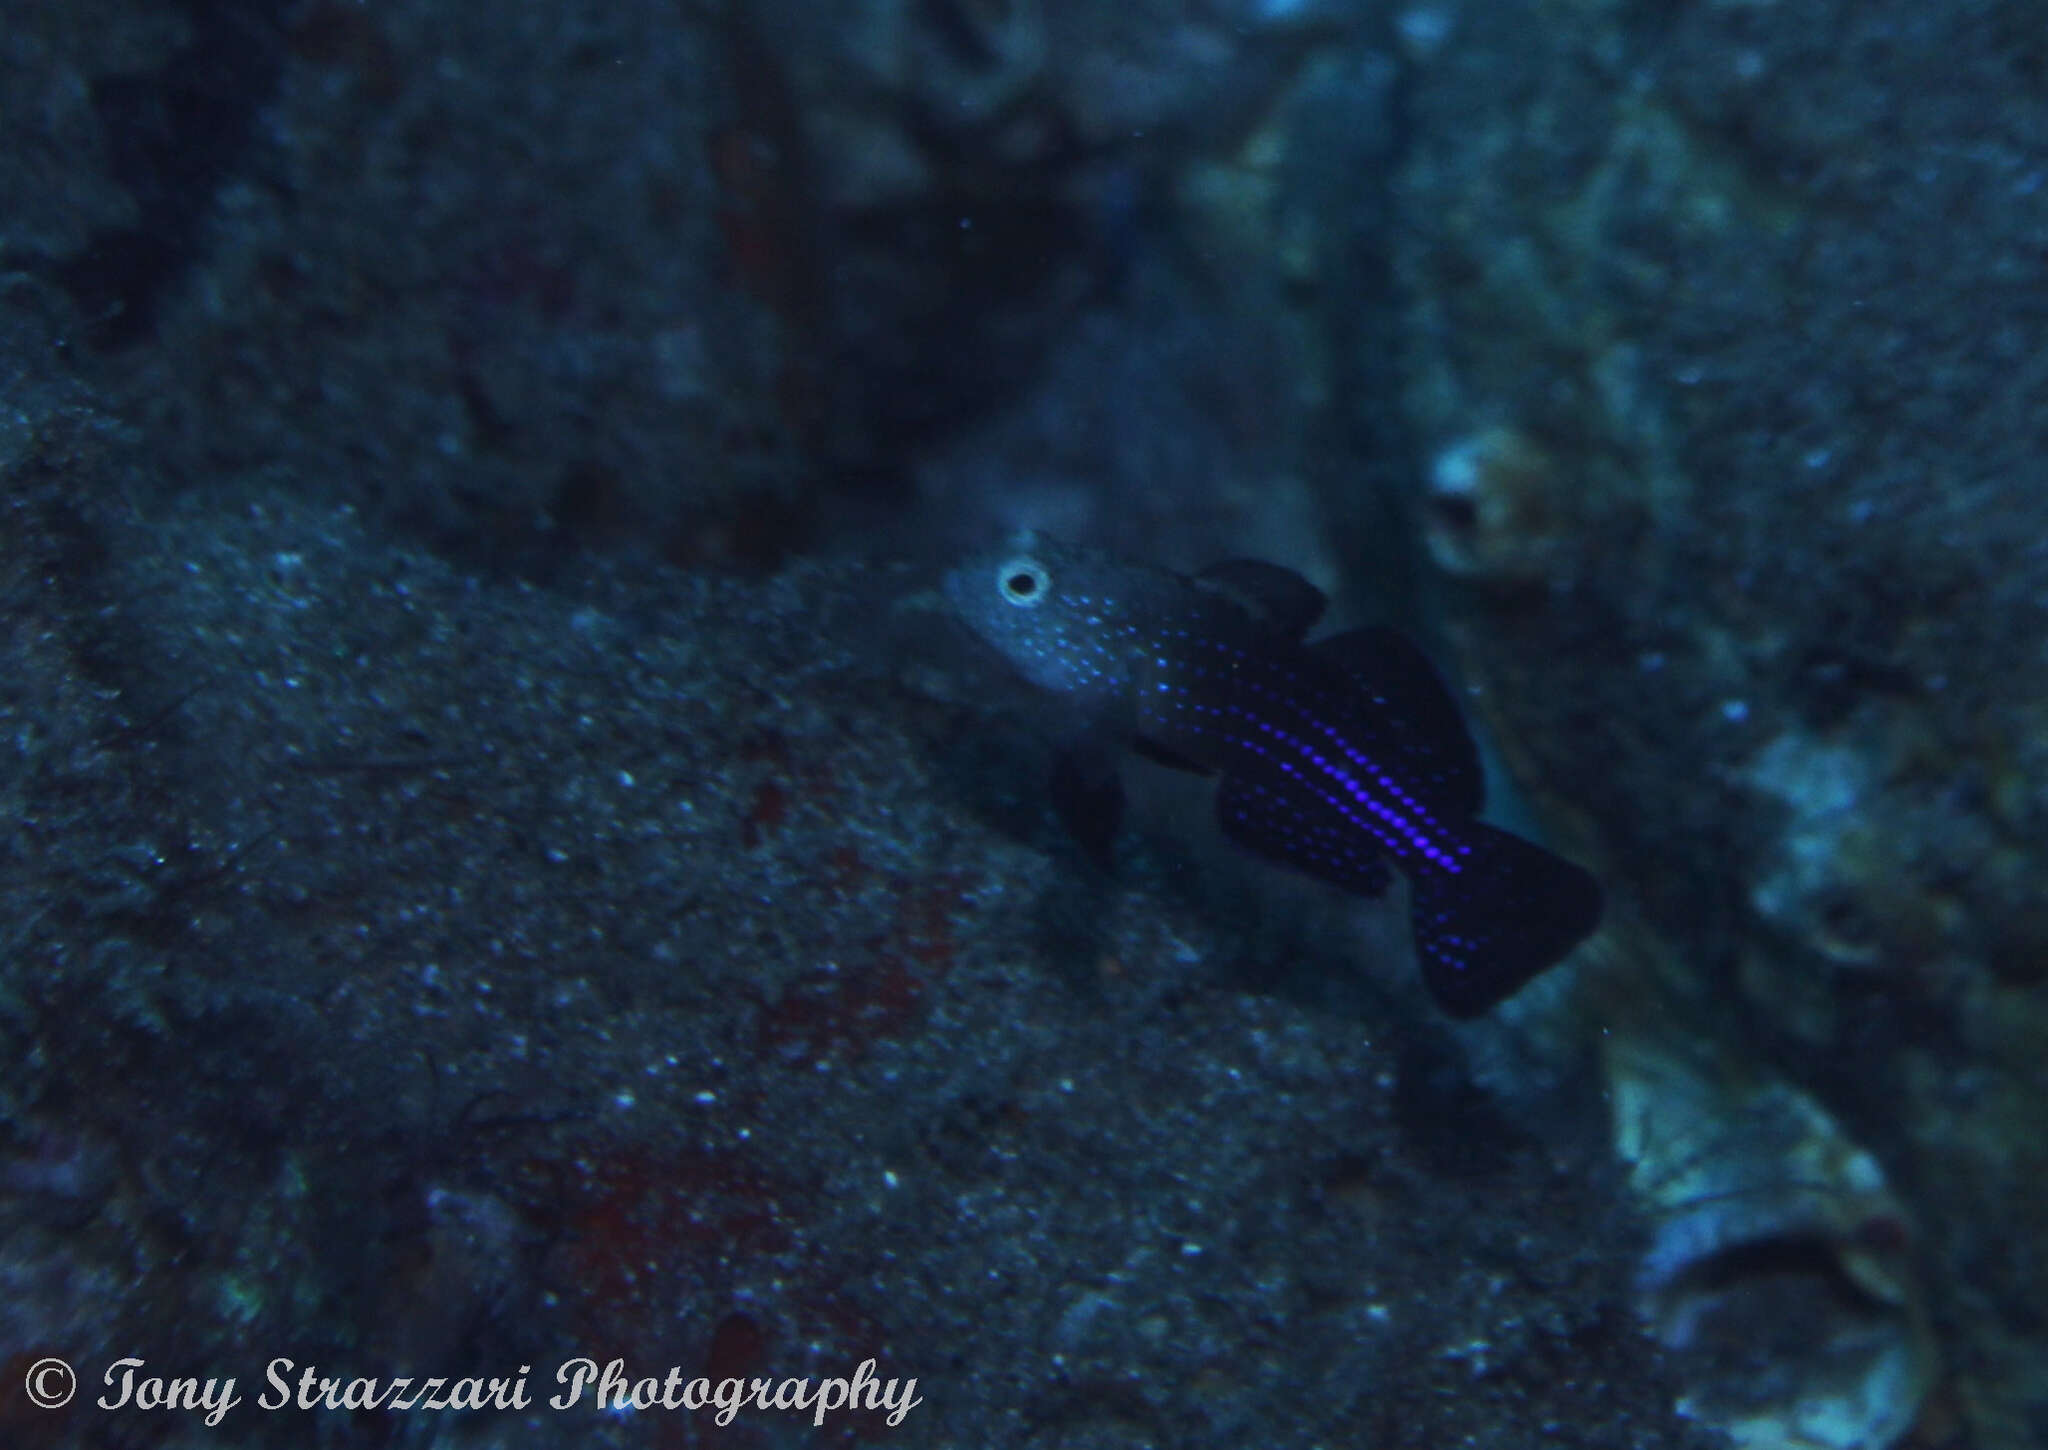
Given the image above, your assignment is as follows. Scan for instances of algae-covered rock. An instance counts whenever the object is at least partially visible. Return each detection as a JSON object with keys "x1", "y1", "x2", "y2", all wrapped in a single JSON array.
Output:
[{"x1": 1388, "y1": 2, "x2": 2048, "y2": 1443}]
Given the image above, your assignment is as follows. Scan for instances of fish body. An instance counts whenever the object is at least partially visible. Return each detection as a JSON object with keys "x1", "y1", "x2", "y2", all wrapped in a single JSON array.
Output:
[{"x1": 944, "y1": 535, "x2": 1602, "y2": 1016}]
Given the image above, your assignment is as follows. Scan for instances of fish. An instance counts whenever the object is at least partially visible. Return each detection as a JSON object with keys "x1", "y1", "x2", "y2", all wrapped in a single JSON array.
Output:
[{"x1": 943, "y1": 534, "x2": 1602, "y2": 1016}]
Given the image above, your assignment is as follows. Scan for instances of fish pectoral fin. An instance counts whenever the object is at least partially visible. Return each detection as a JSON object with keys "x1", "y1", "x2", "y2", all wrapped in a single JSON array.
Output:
[
  {"x1": 1049, "y1": 741, "x2": 1125, "y2": 870},
  {"x1": 1310, "y1": 626, "x2": 1486, "y2": 815},
  {"x1": 1193, "y1": 560, "x2": 1328, "y2": 639},
  {"x1": 1213, "y1": 776, "x2": 1394, "y2": 898},
  {"x1": 1131, "y1": 734, "x2": 1215, "y2": 775}
]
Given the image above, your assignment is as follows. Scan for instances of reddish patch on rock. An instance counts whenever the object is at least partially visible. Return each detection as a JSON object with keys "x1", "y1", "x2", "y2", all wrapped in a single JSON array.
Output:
[
  {"x1": 535, "y1": 1147, "x2": 792, "y2": 1355},
  {"x1": 823, "y1": 844, "x2": 870, "y2": 898},
  {"x1": 757, "y1": 960, "x2": 923, "y2": 1068},
  {"x1": 741, "y1": 781, "x2": 789, "y2": 847},
  {"x1": 520, "y1": 1145, "x2": 904, "y2": 1445},
  {"x1": 889, "y1": 873, "x2": 969, "y2": 968},
  {"x1": 703, "y1": 1310, "x2": 769, "y2": 1381},
  {"x1": 704, "y1": 6, "x2": 832, "y2": 453},
  {"x1": 756, "y1": 873, "x2": 976, "y2": 1068},
  {"x1": 734, "y1": 727, "x2": 841, "y2": 845}
]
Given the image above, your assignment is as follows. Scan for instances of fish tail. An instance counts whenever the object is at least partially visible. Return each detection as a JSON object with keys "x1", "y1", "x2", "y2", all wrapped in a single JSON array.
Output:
[{"x1": 1407, "y1": 822, "x2": 1603, "y2": 1017}]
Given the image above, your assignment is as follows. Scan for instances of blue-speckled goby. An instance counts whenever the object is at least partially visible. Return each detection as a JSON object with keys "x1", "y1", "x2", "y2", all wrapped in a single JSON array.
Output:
[{"x1": 944, "y1": 533, "x2": 1602, "y2": 1016}]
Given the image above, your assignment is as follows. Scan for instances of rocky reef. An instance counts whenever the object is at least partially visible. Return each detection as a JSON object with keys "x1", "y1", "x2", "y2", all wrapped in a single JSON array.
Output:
[{"x1": 1, "y1": 0, "x2": 2042, "y2": 1447}]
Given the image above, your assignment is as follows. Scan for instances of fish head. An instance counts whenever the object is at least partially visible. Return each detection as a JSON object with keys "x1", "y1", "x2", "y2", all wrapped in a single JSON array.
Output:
[{"x1": 943, "y1": 533, "x2": 1152, "y2": 709}]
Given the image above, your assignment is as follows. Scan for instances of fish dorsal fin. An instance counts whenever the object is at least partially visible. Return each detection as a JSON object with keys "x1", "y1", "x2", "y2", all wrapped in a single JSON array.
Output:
[
  {"x1": 1310, "y1": 626, "x2": 1485, "y2": 815},
  {"x1": 1194, "y1": 560, "x2": 1327, "y2": 639}
]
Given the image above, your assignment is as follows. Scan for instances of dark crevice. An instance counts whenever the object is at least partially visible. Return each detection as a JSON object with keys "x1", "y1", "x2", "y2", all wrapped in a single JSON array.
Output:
[{"x1": 47, "y1": 0, "x2": 289, "y2": 348}]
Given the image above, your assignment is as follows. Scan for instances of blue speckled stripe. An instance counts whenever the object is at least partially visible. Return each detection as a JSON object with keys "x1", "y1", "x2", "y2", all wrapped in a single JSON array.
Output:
[{"x1": 1134, "y1": 627, "x2": 1469, "y2": 877}]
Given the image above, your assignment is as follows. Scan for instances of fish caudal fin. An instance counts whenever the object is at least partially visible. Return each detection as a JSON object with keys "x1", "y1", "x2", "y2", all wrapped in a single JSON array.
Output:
[{"x1": 1407, "y1": 822, "x2": 1602, "y2": 1017}]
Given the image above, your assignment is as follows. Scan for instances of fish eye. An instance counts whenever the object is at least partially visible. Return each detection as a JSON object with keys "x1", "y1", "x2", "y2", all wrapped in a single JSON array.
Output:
[{"x1": 997, "y1": 556, "x2": 1050, "y2": 607}]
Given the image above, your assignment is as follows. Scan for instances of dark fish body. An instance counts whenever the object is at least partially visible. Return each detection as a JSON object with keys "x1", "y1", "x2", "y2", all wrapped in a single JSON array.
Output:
[{"x1": 944, "y1": 535, "x2": 1602, "y2": 1016}]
